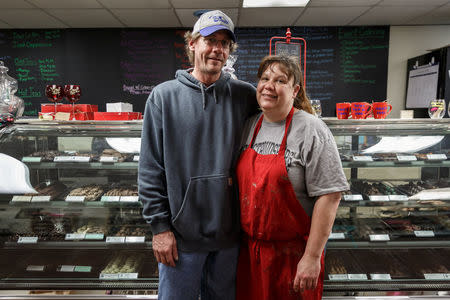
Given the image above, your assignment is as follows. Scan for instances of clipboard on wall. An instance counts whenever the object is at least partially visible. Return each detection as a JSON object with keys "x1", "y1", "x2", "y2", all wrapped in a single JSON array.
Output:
[{"x1": 405, "y1": 62, "x2": 439, "y2": 108}]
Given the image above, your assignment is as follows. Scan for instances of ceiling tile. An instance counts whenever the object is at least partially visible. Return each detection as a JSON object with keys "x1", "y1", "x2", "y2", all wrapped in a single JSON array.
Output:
[
  {"x1": 407, "y1": 3, "x2": 450, "y2": 24},
  {"x1": 296, "y1": 6, "x2": 370, "y2": 25},
  {"x1": 98, "y1": 0, "x2": 171, "y2": 9},
  {"x1": 309, "y1": 0, "x2": 379, "y2": 6},
  {"x1": 351, "y1": 6, "x2": 436, "y2": 25},
  {"x1": 0, "y1": 0, "x2": 34, "y2": 8},
  {"x1": 176, "y1": 8, "x2": 238, "y2": 27},
  {"x1": 170, "y1": 0, "x2": 239, "y2": 9},
  {"x1": 27, "y1": 0, "x2": 102, "y2": 9},
  {"x1": 379, "y1": 0, "x2": 449, "y2": 6},
  {"x1": 239, "y1": 7, "x2": 303, "y2": 26},
  {"x1": 46, "y1": 9, "x2": 123, "y2": 27},
  {"x1": 0, "y1": 20, "x2": 13, "y2": 28},
  {"x1": 112, "y1": 9, "x2": 180, "y2": 27},
  {"x1": 0, "y1": 9, "x2": 66, "y2": 28}
]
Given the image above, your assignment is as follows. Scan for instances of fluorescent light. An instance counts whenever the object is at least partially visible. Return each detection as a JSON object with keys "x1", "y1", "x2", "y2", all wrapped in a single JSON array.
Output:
[{"x1": 243, "y1": 0, "x2": 310, "y2": 7}]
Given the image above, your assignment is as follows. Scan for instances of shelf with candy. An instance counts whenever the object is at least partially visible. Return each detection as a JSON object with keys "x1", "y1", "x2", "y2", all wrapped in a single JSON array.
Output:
[{"x1": 340, "y1": 152, "x2": 450, "y2": 167}]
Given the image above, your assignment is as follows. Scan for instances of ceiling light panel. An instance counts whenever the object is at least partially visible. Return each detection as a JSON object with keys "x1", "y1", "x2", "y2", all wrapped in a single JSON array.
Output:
[{"x1": 243, "y1": 0, "x2": 310, "y2": 8}]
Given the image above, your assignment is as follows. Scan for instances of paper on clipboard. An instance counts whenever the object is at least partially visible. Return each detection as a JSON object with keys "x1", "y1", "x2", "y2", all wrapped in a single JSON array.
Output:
[{"x1": 406, "y1": 63, "x2": 439, "y2": 108}]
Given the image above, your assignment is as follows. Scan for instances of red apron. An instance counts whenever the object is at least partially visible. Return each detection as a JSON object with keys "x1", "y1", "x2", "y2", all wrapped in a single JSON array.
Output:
[{"x1": 236, "y1": 108, "x2": 324, "y2": 300}]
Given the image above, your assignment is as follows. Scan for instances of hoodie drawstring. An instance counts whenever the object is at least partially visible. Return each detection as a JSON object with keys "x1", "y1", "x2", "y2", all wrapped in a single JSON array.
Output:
[{"x1": 200, "y1": 84, "x2": 206, "y2": 110}]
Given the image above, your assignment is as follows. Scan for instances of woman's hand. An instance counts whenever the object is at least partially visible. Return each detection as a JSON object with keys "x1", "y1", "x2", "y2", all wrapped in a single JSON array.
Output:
[{"x1": 293, "y1": 254, "x2": 321, "y2": 292}]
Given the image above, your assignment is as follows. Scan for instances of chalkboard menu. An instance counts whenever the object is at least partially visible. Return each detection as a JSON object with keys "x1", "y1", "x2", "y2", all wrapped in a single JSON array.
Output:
[{"x1": 0, "y1": 26, "x2": 389, "y2": 117}]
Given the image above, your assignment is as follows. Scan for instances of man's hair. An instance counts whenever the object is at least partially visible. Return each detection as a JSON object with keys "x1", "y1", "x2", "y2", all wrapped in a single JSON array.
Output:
[{"x1": 184, "y1": 31, "x2": 238, "y2": 66}]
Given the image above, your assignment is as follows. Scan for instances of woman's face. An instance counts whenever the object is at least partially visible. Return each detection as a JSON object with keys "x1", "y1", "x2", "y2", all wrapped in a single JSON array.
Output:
[{"x1": 256, "y1": 63, "x2": 300, "y2": 116}]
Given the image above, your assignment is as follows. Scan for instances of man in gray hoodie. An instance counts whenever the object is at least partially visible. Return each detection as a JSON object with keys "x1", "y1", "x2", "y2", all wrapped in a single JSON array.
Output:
[{"x1": 138, "y1": 10, "x2": 256, "y2": 300}]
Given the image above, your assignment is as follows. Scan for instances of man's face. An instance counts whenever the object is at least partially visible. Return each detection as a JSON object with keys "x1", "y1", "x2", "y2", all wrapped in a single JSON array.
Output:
[{"x1": 189, "y1": 30, "x2": 232, "y2": 77}]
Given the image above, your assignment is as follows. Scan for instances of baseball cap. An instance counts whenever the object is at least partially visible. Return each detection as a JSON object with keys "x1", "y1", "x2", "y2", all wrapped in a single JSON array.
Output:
[{"x1": 192, "y1": 10, "x2": 236, "y2": 42}]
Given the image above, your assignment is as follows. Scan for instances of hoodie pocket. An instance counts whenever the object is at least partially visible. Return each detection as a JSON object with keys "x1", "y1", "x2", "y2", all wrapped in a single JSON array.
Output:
[{"x1": 172, "y1": 174, "x2": 234, "y2": 241}]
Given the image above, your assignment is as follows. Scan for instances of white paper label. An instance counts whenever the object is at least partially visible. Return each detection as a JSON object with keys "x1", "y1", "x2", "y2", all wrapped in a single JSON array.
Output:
[
  {"x1": 59, "y1": 265, "x2": 75, "y2": 272},
  {"x1": 100, "y1": 273, "x2": 119, "y2": 279},
  {"x1": 414, "y1": 230, "x2": 435, "y2": 237},
  {"x1": 22, "y1": 157, "x2": 42, "y2": 163},
  {"x1": 329, "y1": 232, "x2": 345, "y2": 240},
  {"x1": 26, "y1": 265, "x2": 45, "y2": 271},
  {"x1": 444, "y1": 274, "x2": 450, "y2": 279},
  {"x1": 85, "y1": 233, "x2": 104, "y2": 240},
  {"x1": 65, "y1": 196, "x2": 85, "y2": 202},
  {"x1": 370, "y1": 274, "x2": 391, "y2": 280},
  {"x1": 18, "y1": 236, "x2": 38, "y2": 244},
  {"x1": 133, "y1": 155, "x2": 139, "y2": 162},
  {"x1": 125, "y1": 236, "x2": 145, "y2": 243},
  {"x1": 106, "y1": 236, "x2": 126, "y2": 243},
  {"x1": 120, "y1": 196, "x2": 139, "y2": 202},
  {"x1": 11, "y1": 195, "x2": 32, "y2": 202},
  {"x1": 328, "y1": 274, "x2": 348, "y2": 280},
  {"x1": 426, "y1": 154, "x2": 447, "y2": 160},
  {"x1": 100, "y1": 156, "x2": 118, "y2": 163},
  {"x1": 31, "y1": 195, "x2": 51, "y2": 202},
  {"x1": 389, "y1": 195, "x2": 408, "y2": 201},
  {"x1": 74, "y1": 266, "x2": 92, "y2": 272},
  {"x1": 369, "y1": 234, "x2": 390, "y2": 242},
  {"x1": 101, "y1": 196, "x2": 120, "y2": 202},
  {"x1": 348, "y1": 274, "x2": 368, "y2": 280},
  {"x1": 369, "y1": 195, "x2": 389, "y2": 202},
  {"x1": 424, "y1": 273, "x2": 445, "y2": 280},
  {"x1": 396, "y1": 155, "x2": 417, "y2": 162},
  {"x1": 65, "y1": 233, "x2": 86, "y2": 240},
  {"x1": 54, "y1": 156, "x2": 90, "y2": 162},
  {"x1": 353, "y1": 155, "x2": 373, "y2": 162},
  {"x1": 343, "y1": 194, "x2": 363, "y2": 201},
  {"x1": 118, "y1": 273, "x2": 138, "y2": 279}
]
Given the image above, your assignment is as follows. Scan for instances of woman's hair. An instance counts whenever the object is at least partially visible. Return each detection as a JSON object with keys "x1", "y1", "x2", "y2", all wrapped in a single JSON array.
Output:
[
  {"x1": 257, "y1": 55, "x2": 313, "y2": 114},
  {"x1": 184, "y1": 31, "x2": 238, "y2": 66}
]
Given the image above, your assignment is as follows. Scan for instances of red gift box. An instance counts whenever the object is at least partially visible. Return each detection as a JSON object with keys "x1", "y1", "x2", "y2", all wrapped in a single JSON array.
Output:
[
  {"x1": 39, "y1": 112, "x2": 94, "y2": 120},
  {"x1": 41, "y1": 104, "x2": 98, "y2": 113},
  {"x1": 93, "y1": 112, "x2": 142, "y2": 120}
]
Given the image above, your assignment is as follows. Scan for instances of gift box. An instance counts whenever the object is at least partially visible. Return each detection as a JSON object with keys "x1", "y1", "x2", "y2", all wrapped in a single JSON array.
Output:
[
  {"x1": 41, "y1": 104, "x2": 98, "y2": 113},
  {"x1": 39, "y1": 112, "x2": 94, "y2": 121},
  {"x1": 106, "y1": 102, "x2": 133, "y2": 112},
  {"x1": 93, "y1": 112, "x2": 142, "y2": 120}
]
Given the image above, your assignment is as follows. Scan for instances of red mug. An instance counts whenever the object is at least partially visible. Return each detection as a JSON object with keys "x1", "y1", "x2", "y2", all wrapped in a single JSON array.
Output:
[
  {"x1": 336, "y1": 102, "x2": 351, "y2": 119},
  {"x1": 372, "y1": 101, "x2": 392, "y2": 119},
  {"x1": 350, "y1": 102, "x2": 372, "y2": 119}
]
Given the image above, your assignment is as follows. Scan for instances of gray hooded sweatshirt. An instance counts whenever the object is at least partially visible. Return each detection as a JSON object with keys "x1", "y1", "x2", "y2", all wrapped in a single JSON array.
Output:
[{"x1": 139, "y1": 69, "x2": 256, "y2": 251}]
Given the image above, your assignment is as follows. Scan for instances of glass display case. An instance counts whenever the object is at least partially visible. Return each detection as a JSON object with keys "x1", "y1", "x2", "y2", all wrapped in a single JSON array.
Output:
[{"x1": 0, "y1": 118, "x2": 449, "y2": 298}]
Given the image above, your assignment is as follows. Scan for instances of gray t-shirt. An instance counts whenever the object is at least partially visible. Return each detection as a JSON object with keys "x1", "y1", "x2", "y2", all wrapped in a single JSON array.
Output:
[{"x1": 240, "y1": 110, "x2": 349, "y2": 217}]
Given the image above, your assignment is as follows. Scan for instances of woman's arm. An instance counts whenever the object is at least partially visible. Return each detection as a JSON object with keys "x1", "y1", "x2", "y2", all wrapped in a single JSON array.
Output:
[{"x1": 293, "y1": 191, "x2": 341, "y2": 292}]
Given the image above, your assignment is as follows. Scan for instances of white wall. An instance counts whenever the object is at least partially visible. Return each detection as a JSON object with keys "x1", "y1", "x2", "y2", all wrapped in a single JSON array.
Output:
[{"x1": 387, "y1": 25, "x2": 450, "y2": 118}]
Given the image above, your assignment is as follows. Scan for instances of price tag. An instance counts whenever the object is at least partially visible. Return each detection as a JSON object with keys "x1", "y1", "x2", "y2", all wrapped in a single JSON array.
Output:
[
  {"x1": 427, "y1": 154, "x2": 447, "y2": 160},
  {"x1": 54, "y1": 156, "x2": 90, "y2": 162},
  {"x1": 370, "y1": 274, "x2": 391, "y2": 280},
  {"x1": 31, "y1": 196, "x2": 51, "y2": 202},
  {"x1": 369, "y1": 195, "x2": 390, "y2": 202},
  {"x1": 329, "y1": 232, "x2": 345, "y2": 240},
  {"x1": 11, "y1": 195, "x2": 32, "y2": 202},
  {"x1": 343, "y1": 194, "x2": 363, "y2": 201},
  {"x1": 348, "y1": 274, "x2": 368, "y2": 280},
  {"x1": 353, "y1": 155, "x2": 373, "y2": 162},
  {"x1": 369, "y1": 234, "x2": 390, "y2": 242},
  {"x1": 100, "y1": 156, "x2": 118, "y2": 163},
  {"x1": 118, "y1": 273, "x2": 138, "y2": 279},
  {"x1": 18, "y1": 237, "x2": 38, "y2": 244},
  {"x1": 22, "y1": 157, "x2": 42, "y2": 163},
  {"x1": 328, "y1": 274, "x2": 348, "y2": 280},
  {"x1": 444, "y1": 274, "x2": 450, "y2": 279},
  {"x1": 414, "y1": 230, "x2": 435, "y2": 237},
  {"x1": 126, "y1": 236, "x2": 145, "y2": 243},
  {"x1": 106, "y1": 236, "x2": 126, "y2": 243},
  {"x1": 424, "y1": 273, "x2": 445, "y2": 280},
  {"x1": 74, "y1": 266, "x2": 92, "y2": 273},
  {"x1": 26, "y1": 265, "x2": 45, "y2": 271},
  {"x1": 65, "y1": 196, "x2": 85, "y2": 202},
  {"x1": 120, "y1": 196, "x2": 139, "y2": 202},
  {"x1": 133, "y1": 155, "x2": 139, "y2": 162},
  {"x1": 65, "y1": 233, "x2": 86, "y2": 240},
  {"x1": 389, "y1": 195, "x2": 408, "y2": 201},
  {"x1": 85, "y1": 233, "x2": 104, "y2": 240},
  {"x1": 59, "y1": 265, "x2": 75, "y2": 272},
  {"x1": 100, "y1": 273, "x2": 119, "y2": 280},
  {"x1": 101, "y1": 196, "x2": 120, "y2": 202},
  {"x1": 396, "y1": 155, "x2": 417, "y2": 162}
]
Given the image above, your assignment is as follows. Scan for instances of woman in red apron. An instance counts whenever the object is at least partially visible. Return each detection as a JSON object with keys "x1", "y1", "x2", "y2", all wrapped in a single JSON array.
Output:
[{"x1": 236, "y1": 55, "x2": 348, "y2": 300}]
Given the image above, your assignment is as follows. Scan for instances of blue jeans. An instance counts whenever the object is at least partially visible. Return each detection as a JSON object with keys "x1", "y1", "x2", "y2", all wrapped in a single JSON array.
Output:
[{"x1": 158, "y1": 246, "x2": 239, "y2": 300}]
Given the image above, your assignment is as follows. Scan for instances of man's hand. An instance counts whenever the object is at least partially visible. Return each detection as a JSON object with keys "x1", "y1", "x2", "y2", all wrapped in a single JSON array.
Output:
[
  {"x1": 293, "y1": 254, "x2": 321, "y2": 292},
  {"x1": 152, "y1": 231, "x2": 178, "y2": 267}
]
